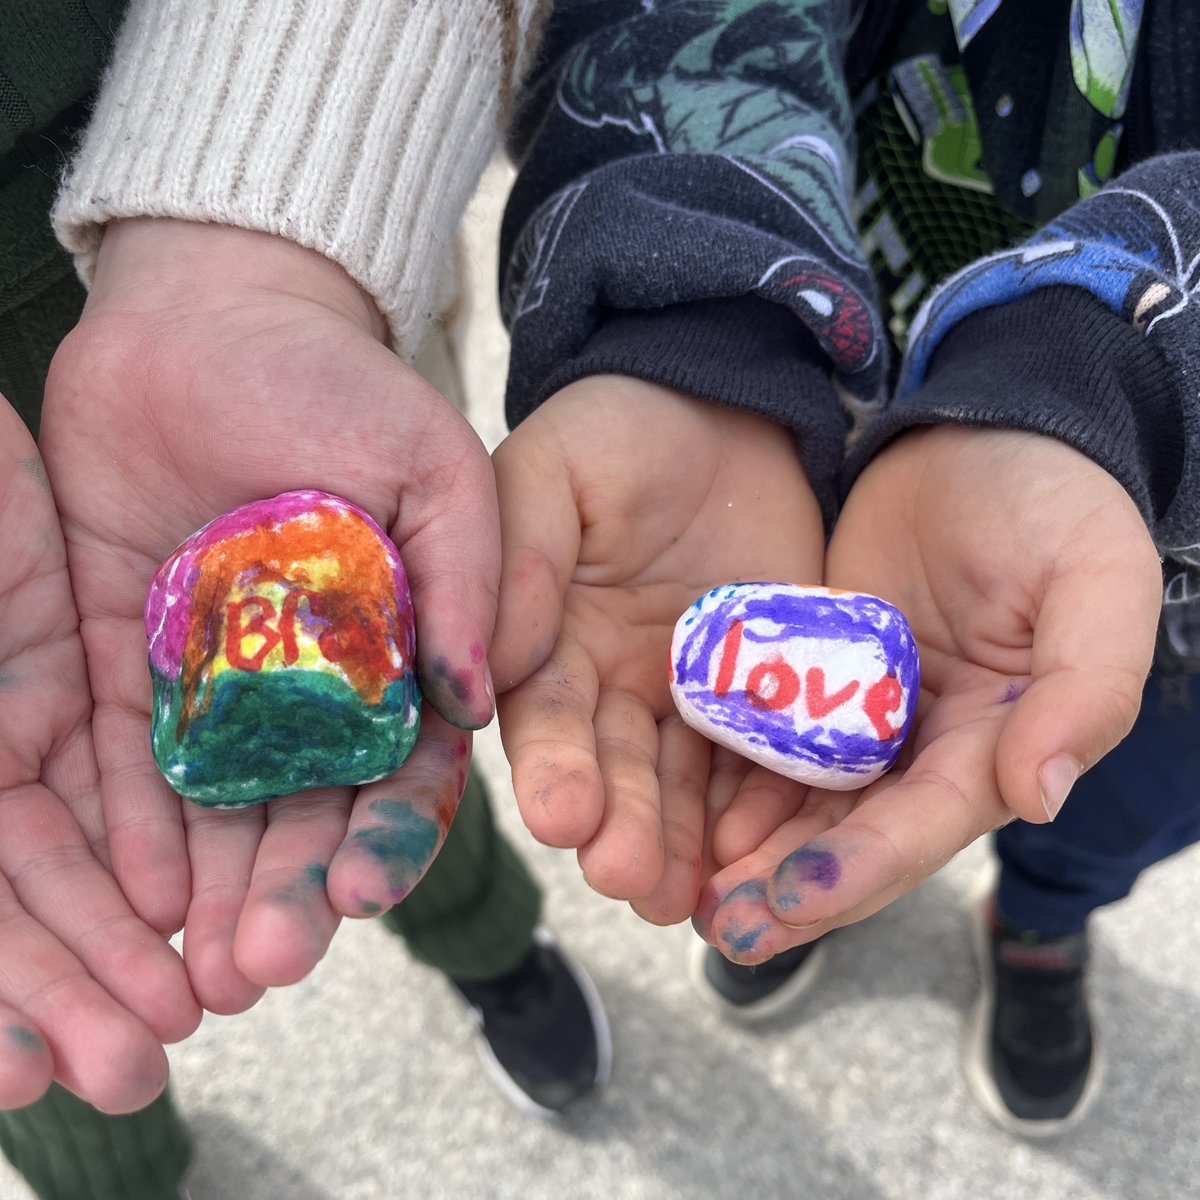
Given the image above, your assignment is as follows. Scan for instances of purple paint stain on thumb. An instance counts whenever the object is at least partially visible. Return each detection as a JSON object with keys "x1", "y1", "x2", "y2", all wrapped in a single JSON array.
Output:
[{"x1": 770, "y1": 846, "x2": 841, "y2": 912}]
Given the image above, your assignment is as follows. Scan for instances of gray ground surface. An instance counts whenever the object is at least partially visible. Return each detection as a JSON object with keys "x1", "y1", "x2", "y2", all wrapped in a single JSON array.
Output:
[{"x1": 4, "y1": 163, "x2": 1197, "y2": 1200}]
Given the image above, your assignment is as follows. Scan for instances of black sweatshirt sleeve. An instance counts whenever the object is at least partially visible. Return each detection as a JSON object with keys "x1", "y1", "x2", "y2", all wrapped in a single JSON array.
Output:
[
  {"x1": 846, "y1": 152, "x2": 1200, "y2": 660},
  {"x1": 498, "y1": 0, "x2": 887, "y2": 526},
  {"x1": 846, "y1": 285, "x2": 1182, "y2": 522}
]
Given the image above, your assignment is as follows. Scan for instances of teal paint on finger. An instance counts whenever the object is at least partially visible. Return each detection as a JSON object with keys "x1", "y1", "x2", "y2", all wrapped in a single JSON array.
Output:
[
  {"x1": 269, "y1": 864, "x2": 334, "y2": 910},
  {"x1": 429, "y1": 657, "x2": 474, "y2": 706},
  {"x1": 7, "y1": 1025, "x2": 44, "y2": 1051},
  {"x1": 359, "y1": 901, "x2": 383, "y2": 915},
  {"x1": 352, "y1": 799, "x2": 442, "y2": 901},
  {"x1": 723, "y1": 920, "x2": 772, "y2": 957}
]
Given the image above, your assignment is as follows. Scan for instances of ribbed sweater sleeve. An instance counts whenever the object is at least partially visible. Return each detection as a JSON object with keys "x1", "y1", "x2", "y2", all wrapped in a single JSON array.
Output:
[{"x1": 52, "y1": 0, "x2": 548, "y2": 358}]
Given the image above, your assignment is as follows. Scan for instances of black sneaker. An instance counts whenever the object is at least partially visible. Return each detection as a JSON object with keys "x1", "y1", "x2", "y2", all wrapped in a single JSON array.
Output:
[
  {"x1": 449, "y1": 927, "x2": 611, "y2": 1119},
  {"x1": 691, "y1": 934, "x2": 827, "y2": 1023},
  {"x1": 964, "y1": 898, "x2": 1101, "y2": 1137}
]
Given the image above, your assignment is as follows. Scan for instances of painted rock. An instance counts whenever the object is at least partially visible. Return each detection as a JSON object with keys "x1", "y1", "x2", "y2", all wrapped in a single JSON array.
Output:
[
  {"x1": 669, "y1": 583, "x2": 918, "y2": 790},
  {"x1": 146, "y1": 490, "x2": 420, "y2": 807}
]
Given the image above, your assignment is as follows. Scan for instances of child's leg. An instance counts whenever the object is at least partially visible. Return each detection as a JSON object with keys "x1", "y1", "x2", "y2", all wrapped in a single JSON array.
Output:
[
  {"x1": 995, "y1": 666, "x2": 1200, "y2": 934},
  {"x1": 0, "y1": 1086, "x2": 190, "y2": 1200},
  {"x1": 381, "y1": 767, "x2": 542, "y2": 981}
]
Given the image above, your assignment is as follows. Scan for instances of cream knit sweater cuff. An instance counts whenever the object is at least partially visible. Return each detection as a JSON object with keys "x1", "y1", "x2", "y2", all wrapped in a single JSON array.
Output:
[{"x1": 52, "y1": 0, "x2": 542, "y2": 357}]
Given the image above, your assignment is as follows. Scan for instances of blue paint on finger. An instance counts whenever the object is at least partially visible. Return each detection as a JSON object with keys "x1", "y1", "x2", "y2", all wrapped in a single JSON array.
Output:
[{"x1": 7, "y1": 1025, "x2": 44, "y2": 1051}]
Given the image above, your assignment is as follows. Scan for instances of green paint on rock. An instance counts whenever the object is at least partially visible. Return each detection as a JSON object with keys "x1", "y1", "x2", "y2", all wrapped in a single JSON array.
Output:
[{"x1": 152, "y1": 667, "x2": 420, "y2": 807}]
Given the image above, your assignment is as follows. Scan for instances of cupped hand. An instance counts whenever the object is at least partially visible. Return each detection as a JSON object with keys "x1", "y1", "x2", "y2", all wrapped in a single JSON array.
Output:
[
  {"x1": 697, "y1": 425, "x2": 1162, "y2": 963},
  {"x1": 0, "y1": 394, "x2": 200, "y2": 1112},
  {"x1": 41, "y1": 219, "x2": 498, "y2": 1013},
  {"x1": 490, "y1": 376, "x2": 825, "y2": 925}
]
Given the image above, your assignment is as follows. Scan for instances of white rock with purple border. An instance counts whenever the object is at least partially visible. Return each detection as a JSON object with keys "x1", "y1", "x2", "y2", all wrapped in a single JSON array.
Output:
[{"x1": 669, "y1": 583, "x2": 919, "y2": 790}]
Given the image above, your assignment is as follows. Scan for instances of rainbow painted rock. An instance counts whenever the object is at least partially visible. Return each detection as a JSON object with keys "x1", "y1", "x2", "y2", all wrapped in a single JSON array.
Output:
[
  {"x1": 669, "y1": 583, "x2": 919, "y2": 790},
  {"x1": 146, "y1": 490, "x2": 420, "y2": 807}
]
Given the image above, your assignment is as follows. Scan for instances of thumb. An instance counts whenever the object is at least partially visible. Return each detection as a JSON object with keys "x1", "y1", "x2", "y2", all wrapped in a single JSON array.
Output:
[
  {"x1": 488, "y1": 425, "x2": 581, "y2": 694},
  {"x1": 397, "y1": 419, "x2": 501, "y2": 729},
  {"x1": 995, "y1": 518, "x2": 1161, "y2": 823}
]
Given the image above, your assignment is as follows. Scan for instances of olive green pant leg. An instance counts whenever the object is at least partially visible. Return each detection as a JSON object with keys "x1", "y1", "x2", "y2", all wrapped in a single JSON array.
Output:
[
  {"x1": 381, "y1": 767, "x2": 542, "y2": 982},
  {"x1": 0, "y1": 1085, "x2": 190, "y2": 1200}
]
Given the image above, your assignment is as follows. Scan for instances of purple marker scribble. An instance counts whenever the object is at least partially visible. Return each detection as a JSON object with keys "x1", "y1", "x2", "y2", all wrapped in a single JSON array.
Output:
[
  {"x1": 771, "y1": 846, "x2": 841, "y2": 911},
  {"x1": 999, "y1": 680, "x2": 1027, "y2": 705},
  {"x1": 672, "y1": 586, "x2": 919, "y2": 775}
]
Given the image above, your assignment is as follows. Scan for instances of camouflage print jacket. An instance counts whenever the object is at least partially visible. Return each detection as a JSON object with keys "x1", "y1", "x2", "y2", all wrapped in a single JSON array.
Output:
[{"x1": 500, "y1": 0, "x2": 1200, "y2": 664}]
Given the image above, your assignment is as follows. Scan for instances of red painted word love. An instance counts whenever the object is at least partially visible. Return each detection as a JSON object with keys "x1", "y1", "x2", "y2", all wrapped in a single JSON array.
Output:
[
  {"x1": 713, "y1": 619, "x2": 902, "y2": 741},
  {"x1": 225, "y1": 591, "x2": 337, "y2": 672}
]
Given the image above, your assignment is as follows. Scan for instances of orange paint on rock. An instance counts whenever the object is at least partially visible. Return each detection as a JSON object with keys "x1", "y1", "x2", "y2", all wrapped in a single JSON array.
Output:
[{"x1": 178, "y1": 507, "x2": 409, "y2": 732}]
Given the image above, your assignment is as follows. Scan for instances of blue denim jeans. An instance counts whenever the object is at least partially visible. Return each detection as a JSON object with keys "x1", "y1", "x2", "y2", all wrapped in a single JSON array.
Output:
[{"x1": 996, "y1": 667, "x2": 1200, "y2": 935}]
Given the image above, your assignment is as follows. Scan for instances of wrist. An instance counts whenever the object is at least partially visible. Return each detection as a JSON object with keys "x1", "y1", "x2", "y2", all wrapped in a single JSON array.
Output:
[
  {"x1": 86, "y1": 219, "x2": 386, "y2": 342},
  {"x1": 513, "y1": 298, "x2": 847, "y2": 530}
]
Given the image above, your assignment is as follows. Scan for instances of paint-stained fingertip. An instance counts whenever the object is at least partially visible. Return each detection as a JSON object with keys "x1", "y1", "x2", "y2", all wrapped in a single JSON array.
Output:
[
  {"x1": 766, "y1": 844, "x2": 843, "y2": 926},
  {"x1": 419, "y1": 656, "x2": 495, "y2": 730},
  {"x1": 327, "y1": 798, "x2": 452, "y2": 916},
  {"x1": 84, "y1": 1039, "x2": 172, "y2": 1116},
  {"x1": 710, "y1": 879, "x2": 780, "y2": 965},
  {"x1": 0, "y1": 1024, "x2": 53, "y2": 1111}
]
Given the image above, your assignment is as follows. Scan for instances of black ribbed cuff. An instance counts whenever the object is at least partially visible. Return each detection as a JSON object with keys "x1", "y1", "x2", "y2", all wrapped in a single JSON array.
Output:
[
  {"x1": 509, "y1": 296, "x2": 849, "y2": 529},
  {"x1": 844, "y1": 286, "x2": 1183, "y2": 522}
]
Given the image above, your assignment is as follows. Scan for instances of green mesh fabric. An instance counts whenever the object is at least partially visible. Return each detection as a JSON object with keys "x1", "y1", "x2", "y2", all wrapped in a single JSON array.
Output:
[{"x1": 855, "y1": 84, "x2": 1036, "y2": 358}]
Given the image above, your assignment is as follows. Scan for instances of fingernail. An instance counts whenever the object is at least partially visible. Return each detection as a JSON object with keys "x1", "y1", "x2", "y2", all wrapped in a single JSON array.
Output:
[
  {"x1": 1039, "y1": 755, "x2": 1081, "y2": 821},
  {"x1": 481, "y1": 662, "x2": 495, "y2": 719},
  {"x1": 465, "y1": 664, "x2": 495, "y2": 729},
  {"x1": 692, "y1": 883, "x2": 725, "y2": 940}
]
